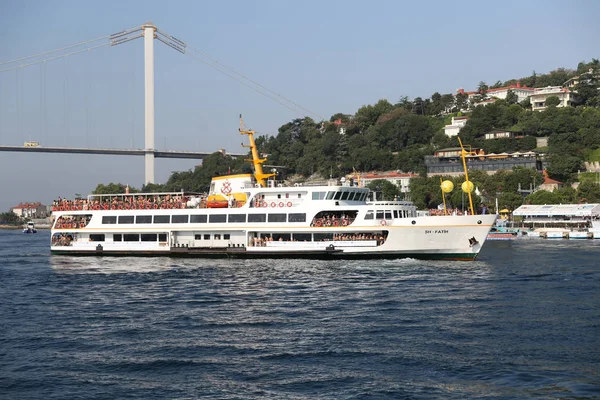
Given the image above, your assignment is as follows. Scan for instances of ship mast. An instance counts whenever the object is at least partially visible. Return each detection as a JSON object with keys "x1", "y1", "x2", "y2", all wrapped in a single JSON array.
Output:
[{"x1": 239, "y1": 115, "x2": 275, "y2": 187}]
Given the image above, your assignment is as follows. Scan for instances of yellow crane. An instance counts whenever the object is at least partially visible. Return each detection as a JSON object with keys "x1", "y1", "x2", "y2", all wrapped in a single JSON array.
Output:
[{"x1": 239, "y1": 115, "x2": 275, "y2": 187}]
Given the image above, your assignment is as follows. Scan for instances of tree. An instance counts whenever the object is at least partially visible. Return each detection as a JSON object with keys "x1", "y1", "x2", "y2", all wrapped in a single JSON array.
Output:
[
  {"x1": 525, "y1": 189, "x2": 563, "y2": 204},
  {"x1": 506, "y1": 89, "x2": 518, "y2": 105},
  {"x1": 577, "y1": 180, "x2": 600, "y2": 203},
  {"x1": 477, "y1": 81, "x2": 489, "y2": 97},
  {"x1": 367, "y1": 179, "x2": 400, "y2": 201},
  {"x1": 0, "y1": 211, "x2": 22, "y2": 225},
  {"x1": 545, "y1": 95, "x2": 561, "y2": 107}
]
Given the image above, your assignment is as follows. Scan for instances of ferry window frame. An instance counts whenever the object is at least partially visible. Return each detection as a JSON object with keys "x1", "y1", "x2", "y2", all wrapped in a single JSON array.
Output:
[
  {"x1": 248, "y1": 214, "x2": 266, "y2": 223},
  {"x1": 102, "y1": 216, "x2": 117, "y2": 224},
  {"x1": 347, "y1": 192, "x2": 356, "y2": 201},
  {"x1": 341, "y1": 192, "x2": 350, "y2": 200},
  {"x1": 393, "y1": 210, "x2": 399, "y2": 218},
  {"x1": 365, "y1": 210, "x2": 374, "y2": 220},
  {"x1": 326, "y1": 191, "x2": 335, "y2": 200},
  {"x1": 277, "y1": 194, "x2": 282, "y2": 199},
  {"x1": 153, "y1": 215, "x2": 170, "y2": 224},
  {"x1": 293, "y1": 233, "x2": 312, "y2": 242},
  {"x1": 172, "y1": 215, "x2": 189, "y2": 224},
  {"x1": 312, "y1": 192, "x2": 326, "y2": 200},
  {"x1": 376, "y1": 211, "x2": 384, "y2": 219},
  {"x1": 214, "y1": 234, "x2": 221, "y2": 240},
  {"x1": 190, "y1": 214, "x2": 207, "y2": 223},
  {"x1": 209, "y1": 214, "x2": 227, "y2": 223},
  {"x1": 224, "y1": 234, "x2": 231, "y2": 240},
  {"x1": 288, "y1": 213, "x2": 306, "y2": 222},
  {"x1": 89, "y1": 234, "x2": 105, "y2": 242},
  {"x1": 204, "y1": 234, "x2": 210, "y2": 240},
  {"x1": 228, "y1": 214, "x2": 247, "y2": 223},
  {"x1": 194, "y1": 234, "x2": 202, "y2": 240},
  {"x1": 118, "y1": 215, "x2": 134, "y2": 224},
  {"x1": 314, "y1": 233, "x2": 333, "y2": 241},
  {"x1": 385, "y1": 211, "x2": 392, "y2": 220},
  {"x1": 297, "y1": 193, "x2": 302, "y2": 199},
  {"x1": 158, "y1": 233, "x2": 167, "y2": 242},
  {"x1": 113, "y1": 234, "x2": 122, "y2": 242},
  {"x1": 141, "y1": 233, "x2": 158, "y2": 242},
  {"x1": 123, "y1": 233, "x2": 140, "y2": 242},
  {"x1": 333, "y1": 192, "x2": 342, "y2": 200},
  {"x1": 268, "y1": 213, "x2": 287, "y2": 223},
  {"x1": 136, "y1": 215, "x2": 152, "y2": 224}
]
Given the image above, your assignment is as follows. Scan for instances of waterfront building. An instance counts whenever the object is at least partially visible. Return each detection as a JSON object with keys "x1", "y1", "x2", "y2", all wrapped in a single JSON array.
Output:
[
  {"x1": 425, "y1": 148, "x2": 541, "y2": 177},
  {"x1": 11, "y1": 202, "x2": 48, "y2": 219}
]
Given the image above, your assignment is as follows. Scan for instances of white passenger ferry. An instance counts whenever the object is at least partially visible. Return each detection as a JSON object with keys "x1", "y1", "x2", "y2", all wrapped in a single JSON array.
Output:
[{"x1": 50, "y1": 125, "x2": 496, "y2": 260}]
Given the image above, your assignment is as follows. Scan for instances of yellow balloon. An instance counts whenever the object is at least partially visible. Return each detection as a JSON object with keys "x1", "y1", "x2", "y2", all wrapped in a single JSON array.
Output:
[
  {"x1": 440, "y1": 180, "x2": 454, "y2": 193},
  {"x1": 461, "y1": 181, "x2": 474, "y2": 193}
]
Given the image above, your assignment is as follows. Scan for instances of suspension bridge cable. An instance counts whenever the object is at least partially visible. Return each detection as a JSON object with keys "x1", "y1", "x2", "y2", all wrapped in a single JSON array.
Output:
[
  {"x1": 185, "y1": 51, "x2": 306, "y2": 117},
  {"x1": 0, "y1": 42, "x2": 111, "y2": 73},
  {"x1": 0, "y1": 34, "x2": 112, "y2": 66},
  {"x1": 185, "y1": 44, "x2": 326, "y2": 121}
]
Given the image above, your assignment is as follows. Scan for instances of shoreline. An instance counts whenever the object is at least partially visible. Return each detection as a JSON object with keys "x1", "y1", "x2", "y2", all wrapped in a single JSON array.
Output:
[{"x1": 0, "y1": 225, "x2": 51, "y2": 230}]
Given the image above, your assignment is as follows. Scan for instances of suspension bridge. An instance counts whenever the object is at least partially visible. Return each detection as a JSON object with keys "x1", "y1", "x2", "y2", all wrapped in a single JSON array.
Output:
[{"x1": 0, "y1": 22, "x2": 323, "y2": 185}]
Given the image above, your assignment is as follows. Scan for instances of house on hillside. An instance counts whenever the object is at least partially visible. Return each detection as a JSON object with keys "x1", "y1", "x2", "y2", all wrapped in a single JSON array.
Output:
[
  {"x1": 358, "y1": 171, "x2": 418, "y2": 197},
  {"x1": 530, "y1": 86, "x2": 578, "y2": 111},
  {"x1": 486, "y1": 82, "x2": 534, "y2": 103},
  {"x1": 483, "y1": 129, "x2": 522, "y2": 140},
  {"x1": 538, "y1": 170, "x2": 563, "y2": 192},
  {"x1": 444, "y1": 116, "x2": 469, "y2": 137}
]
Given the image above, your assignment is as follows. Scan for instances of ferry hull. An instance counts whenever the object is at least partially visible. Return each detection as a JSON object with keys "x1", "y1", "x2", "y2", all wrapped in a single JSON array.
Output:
[{"x1": 50, "y1": 248, "x2": 481, "y2": 261}]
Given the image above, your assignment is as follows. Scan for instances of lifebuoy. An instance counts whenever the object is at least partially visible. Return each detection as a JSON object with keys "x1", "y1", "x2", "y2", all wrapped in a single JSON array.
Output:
[
  {"x1": 270, "y1": 202, "x2": 276, "y2": 208},
  {"x1": 279, "y1": 202, "x2": 284, "y2": 208},
  {"x1": 287, "y1": 202, "x2": 292, "y2": 207},
  {"x1": 380, "y1": 220, "x2": 387, "y2": 226},
  {"x1": 262, "y1": 202, "x2": 267, "y2": 208}
]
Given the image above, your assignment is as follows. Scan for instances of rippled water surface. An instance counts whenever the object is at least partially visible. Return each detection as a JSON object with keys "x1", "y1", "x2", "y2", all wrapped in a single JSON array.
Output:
[{"x1": 1, "y1": 230, "x2": 599, "y2": 399}]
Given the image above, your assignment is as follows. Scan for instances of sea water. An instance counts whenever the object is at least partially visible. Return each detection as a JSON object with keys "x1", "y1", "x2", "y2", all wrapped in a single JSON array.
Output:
[{"x1": 1, "y1": 230, "x2": 599, "y2": 399}]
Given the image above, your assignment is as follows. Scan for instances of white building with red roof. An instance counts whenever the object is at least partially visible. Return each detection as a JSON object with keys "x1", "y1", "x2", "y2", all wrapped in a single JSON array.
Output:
[
  {"x1": 358, "y1": 171, "x2": 419, "y2": 196},
  {"x1": 530, "y1": 86, "x2": 578, "y2": 111},
  {"x1": 485, "y1": 82, "x2": 534, "y2": 103},
  {"x1": 11, "y1": 202, "x2": 48, "y2": 219}
]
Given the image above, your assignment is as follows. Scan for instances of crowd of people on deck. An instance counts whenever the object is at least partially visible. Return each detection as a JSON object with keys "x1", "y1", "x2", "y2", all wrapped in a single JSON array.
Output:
[
  {"x1": 54, "y1": 215, "x2": 91, "y2": 229},
  {"x1": 52, "y1": 194, "x2": 196, "y2": 212},
  {"x1": 311, "y1": 214, "x2": 352, "y2": 227},
  {"x1": 428, "y1": 208, "x2": 468, "y2": 216},
  {"x1": 333, "y1": 233, "x2": 385, "y2": 242},
  {"x1": 51, "y1": 233, "x2": 73, "y2": 246}
]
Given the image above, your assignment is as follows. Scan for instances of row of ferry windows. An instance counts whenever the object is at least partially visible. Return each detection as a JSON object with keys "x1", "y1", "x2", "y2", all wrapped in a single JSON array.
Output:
[
  {"x1": 312, "y1": 191, "x2": 368, "y2": 201},
  {"x1": 364, "y1": 210, "x2": 411, "y2": 220},
  {"x1": 89, "y1": 233, "x2": 168, "y2": 242},
  {"x1": 101, "y1": 213, "x2": 307, "y2": 225}
]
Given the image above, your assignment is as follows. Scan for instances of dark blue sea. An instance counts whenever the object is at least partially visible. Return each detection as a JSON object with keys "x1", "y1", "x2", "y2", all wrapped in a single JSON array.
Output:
[{"x1": 1, "y1": 230, "x2": 599, "y2": 399}]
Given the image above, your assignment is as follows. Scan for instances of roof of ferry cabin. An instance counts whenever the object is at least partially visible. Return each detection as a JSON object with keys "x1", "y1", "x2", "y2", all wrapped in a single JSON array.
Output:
[{"x1": 512, "y1": 203, "x2": 600, "y2": 217}]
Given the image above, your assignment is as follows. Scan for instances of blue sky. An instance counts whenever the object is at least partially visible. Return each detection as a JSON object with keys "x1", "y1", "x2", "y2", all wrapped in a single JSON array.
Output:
[{"x1": 0, "y1": 0, "x2": 598, "y2": 211}]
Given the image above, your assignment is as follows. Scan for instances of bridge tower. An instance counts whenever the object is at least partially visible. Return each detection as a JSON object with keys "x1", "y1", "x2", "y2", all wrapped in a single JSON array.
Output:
[{"x1": 143, "y1": 23, "x2": 156, "y2": 184}]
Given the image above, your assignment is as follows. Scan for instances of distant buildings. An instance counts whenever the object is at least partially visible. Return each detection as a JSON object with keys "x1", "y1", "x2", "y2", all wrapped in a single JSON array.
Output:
[
  {"x1": 443, "y1": 116, "x2": 469, "y2": 137},
  {"x1": 486, "y1": 82, "x2": 534, "y2": 103},
  {"x1": 425, "y1": 148, "x2": 542, "y2": 177},
  {"x1": 530, "y1": 86, "x2": 578, "y2": 111},
  {"x1": 357, "y1": 171, "x2": 418, "y2": 197},
  {"x1": 11, "y1": 202, "x2": 48, "y2": 219}
]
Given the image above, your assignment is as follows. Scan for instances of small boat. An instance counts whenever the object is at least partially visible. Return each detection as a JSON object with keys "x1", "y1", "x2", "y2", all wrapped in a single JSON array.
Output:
[{"x1": 23, "y1": 221, "x2": 37, "y2": 234}]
